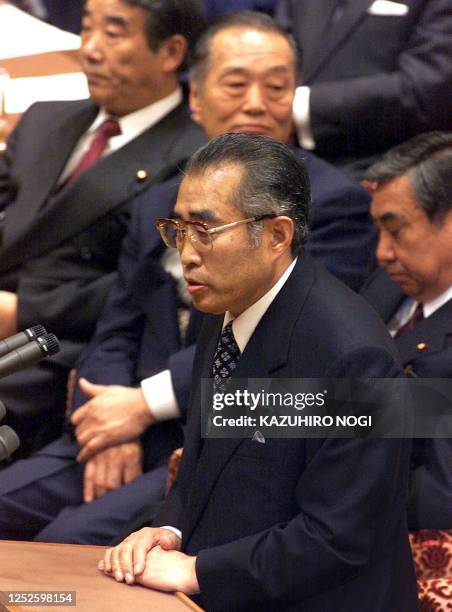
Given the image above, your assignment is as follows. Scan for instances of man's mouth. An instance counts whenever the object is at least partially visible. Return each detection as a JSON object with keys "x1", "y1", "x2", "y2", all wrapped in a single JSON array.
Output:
[{"x1": 185, "y1": 278, "x2": 207, "y2": 294}]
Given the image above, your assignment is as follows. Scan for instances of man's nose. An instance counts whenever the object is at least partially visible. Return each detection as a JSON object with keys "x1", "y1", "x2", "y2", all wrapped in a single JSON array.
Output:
[
  {"x1": 243, "y1": 83, "x2": 266, "y2": 114},
  {"x1": 376, "y1": 232, "x2": 396, "y2": 267},
  {"x1": 179, "y1": 235, "x2": 202, "y2": 269},
  {"x1": 80, "y1": 31, "x2": 104, "y2": 63}
]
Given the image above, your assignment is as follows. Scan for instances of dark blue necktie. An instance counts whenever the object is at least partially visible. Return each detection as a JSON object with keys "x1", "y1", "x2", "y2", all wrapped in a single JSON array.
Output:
[{"x1": 212, "y1": 322, "x2": 240, "y2": 393}]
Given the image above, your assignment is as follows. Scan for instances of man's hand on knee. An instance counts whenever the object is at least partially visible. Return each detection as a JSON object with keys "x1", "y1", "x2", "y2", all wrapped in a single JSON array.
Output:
[
  {"x1": 83, "y1": 440, "x2": 143, "y2": 503},
  {"x1": 71, "y1": 379, "x2": 155, "y2": 462}
]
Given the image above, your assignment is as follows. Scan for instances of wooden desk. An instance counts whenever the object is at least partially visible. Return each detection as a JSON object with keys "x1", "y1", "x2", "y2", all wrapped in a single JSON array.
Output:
[{"x1": 0, "y1": 541, "x2": 202, "y2": 612}]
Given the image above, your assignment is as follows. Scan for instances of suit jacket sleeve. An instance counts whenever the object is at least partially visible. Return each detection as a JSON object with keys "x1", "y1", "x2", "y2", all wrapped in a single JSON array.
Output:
[
  {"x1": 408, "y1": 438, "x2": 452, "y2": 529},
  {"x1": 279, "y1": 0, "x2": 452, "y2": 152}
]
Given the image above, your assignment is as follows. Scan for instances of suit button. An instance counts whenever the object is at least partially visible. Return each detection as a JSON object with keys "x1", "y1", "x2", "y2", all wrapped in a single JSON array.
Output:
[
  {"x1": 416, "y1": 342, "x2": 428, "y2": 352},
  {"x1": 136, "y1": 170, "x2": 148, "y2": 182},
  {"x1": 0, "y1": 211, "x2": 5, "y2": 221},
  {"x1": 80, "y1": 246, "x2": 92, "y2": 261}
]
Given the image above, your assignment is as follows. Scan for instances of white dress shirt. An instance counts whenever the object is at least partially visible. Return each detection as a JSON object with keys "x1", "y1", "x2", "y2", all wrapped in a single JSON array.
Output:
[{"x1": 59, "y1": 87, "x2": 182, "y2": 182}]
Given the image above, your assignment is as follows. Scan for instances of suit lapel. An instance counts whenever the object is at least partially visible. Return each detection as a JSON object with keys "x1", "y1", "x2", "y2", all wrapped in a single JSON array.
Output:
[
  {"x1": 2, "y1": 102, "x2": 98, "y2": 247},
  {"x1": 395, "y1": 299, "x2": 452, "y2": 364},
  {"x1": 0, "y1": 104, "x2": 193, "y2": 273},
  {"x1": 361, "y1": 269, "x2": 406, "y2": 322},
  {"x1": 302, "y1": 0, "x2": 372, "y2": 83},
  {"x1": 182, "y1": 255, "x2": 316, "y2": 546}
]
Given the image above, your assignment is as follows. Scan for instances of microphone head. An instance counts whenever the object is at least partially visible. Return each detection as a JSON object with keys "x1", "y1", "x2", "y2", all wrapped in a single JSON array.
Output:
[
  {"x1": 25, "y1": 324, "x2": 47, "y2": 340},
  {"x1": 38, "y1": 333, "x2": 60, "y2": 357},
  {"x1": 0, "y1": 425, "x2": 20, "y2": 460}
]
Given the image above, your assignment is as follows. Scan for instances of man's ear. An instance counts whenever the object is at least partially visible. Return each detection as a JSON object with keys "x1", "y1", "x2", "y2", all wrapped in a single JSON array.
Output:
[
  {"x1": 160, "y1": 34, "x2": 188, "y2": 73},
  {"x1": 268, "y1": 216, "x2": 294, "y2": 255},
  {"x1": 189, "y1": 80, "x2": 203, "y2": 125}
]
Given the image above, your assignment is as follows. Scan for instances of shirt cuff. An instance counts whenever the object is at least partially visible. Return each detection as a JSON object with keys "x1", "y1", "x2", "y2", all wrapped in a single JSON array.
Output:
[
  {"x1": 141, "y1": 369, "x2": 181, "y2": 422},
  {"x1": 293, "y1": 86, "x2": 316, "y2": 150},
  {"x1": 161, "y1": 526, "x2": 182, "y2": 540}
]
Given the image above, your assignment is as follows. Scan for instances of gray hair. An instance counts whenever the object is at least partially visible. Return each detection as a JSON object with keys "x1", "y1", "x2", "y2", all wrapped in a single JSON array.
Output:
[
  {"x1": 185, "y1": 133, "x2": 311, "y2": 255},
  {"x1": 365, "y1": 131, "x2": 452, "y2": 224}
]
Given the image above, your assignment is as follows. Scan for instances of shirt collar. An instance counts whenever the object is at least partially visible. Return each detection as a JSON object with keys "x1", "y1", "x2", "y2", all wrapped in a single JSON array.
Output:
[
  {"x1": 423, "y1": 284, "x2": 452, "y2": 318},
  {"x1": 223, "y1": 257, "x2": 297, "y2": 353},
  {"x1": 88, "y1": 87, "x2": 183, "y2": 148},
  {"x1": 390, "y1": 284, "x2": 452, "y2": 336}
]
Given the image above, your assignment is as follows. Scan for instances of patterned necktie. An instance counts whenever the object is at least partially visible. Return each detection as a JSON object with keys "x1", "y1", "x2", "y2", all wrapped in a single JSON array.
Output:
[
  {"x1": 395, "y1": 303, "x2": 424, "y2": 338},
  {"x1": 212, "y1": 322, "x2": 241, "y2": 393},
  {"x1": 63, "y1": 118, "x2": 121, "y2": 186}
]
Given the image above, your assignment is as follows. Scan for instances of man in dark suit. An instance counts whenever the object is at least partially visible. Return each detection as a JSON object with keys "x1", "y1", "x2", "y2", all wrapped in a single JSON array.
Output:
[
  {"x1": 0, "y1": 10, "x2": 378, "y2": 545},
  {"x1": 0, "y1": 0, "x2": 205, "y2": 453},
  {"x1": 360, "y1": 131, "x2": 452, "y2": 529},
  {"x1": 276, "y1": 0, "x2": 452, "y2": 176},
  {"x1": 99, "y1": 133, "x2": 418, "y2": 611}
]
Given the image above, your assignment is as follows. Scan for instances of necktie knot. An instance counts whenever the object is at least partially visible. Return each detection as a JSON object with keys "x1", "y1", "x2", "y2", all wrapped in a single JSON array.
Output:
[
  {"x1": 96, "y1": 118, "x2": 121, "y2": 140},
  {"x1": 60, "y1": 117, "x2": 121, "y2": 188},
  {"x1": 212, "y1": 322, "x2": 241, "y2": 393},
  {"x1": 395, "y1": 302, "x2": 424, "y2": 338}
]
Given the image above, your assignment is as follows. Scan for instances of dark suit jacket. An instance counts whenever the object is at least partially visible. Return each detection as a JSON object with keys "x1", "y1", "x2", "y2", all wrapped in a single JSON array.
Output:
[
  {"x1": 276, "y1": 0, "x2": 452, "y2": 172},
  {"x1": 0, "y1": 99, "x2": 203, "y2": 368},
  {"x1": 361, "y1": 268, "x2": 452, "y2": 529},
  {"x1": 155, "y1": 254, "x2": 418, "y2": 612}
]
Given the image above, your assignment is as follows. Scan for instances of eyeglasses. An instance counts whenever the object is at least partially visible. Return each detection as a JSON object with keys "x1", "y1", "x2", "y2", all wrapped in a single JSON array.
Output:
[{"x1": 154, "y1": 214, "x2": 276, "y2": 251}]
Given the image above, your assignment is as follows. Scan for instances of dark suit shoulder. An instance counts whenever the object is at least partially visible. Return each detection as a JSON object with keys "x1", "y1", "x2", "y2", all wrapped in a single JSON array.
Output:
[
  {"x1": 19, "y1": 98, "x2": 97, "y2": 125},
  {"x1": 360, "y1": 268, "x2": 406, "y2": 322},
  {"x1": 284, "y1": 256, "x2": 402, "y2": 375},
  {"x1": 305, "y1": 257, "x2": 396, "y2": 340}
]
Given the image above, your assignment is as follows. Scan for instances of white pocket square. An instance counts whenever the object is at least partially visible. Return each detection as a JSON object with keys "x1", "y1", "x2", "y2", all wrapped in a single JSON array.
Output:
[{"x1": 367, "y1": 0, "x2": 409, "y2": 16}]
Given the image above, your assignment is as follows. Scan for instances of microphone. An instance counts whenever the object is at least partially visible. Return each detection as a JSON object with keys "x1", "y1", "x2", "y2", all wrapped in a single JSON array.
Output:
[
  {"x1": 0, "y1": 324, "x2": 47, "y2": 358},
  {"x1": 0, "y1": 333, "x2": 60, "y2": 380},
  {"x1": 0, "y1": 425, "x2": 20, "y2": 461},
  {"x1": 0, "y1": 400, "x2": 5, "y2": 422}
]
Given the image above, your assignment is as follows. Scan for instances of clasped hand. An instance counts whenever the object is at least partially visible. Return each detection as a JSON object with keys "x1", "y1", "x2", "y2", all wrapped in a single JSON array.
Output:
[{"x1": 98, "y1": 527, "x2": 199, "y2": 595}]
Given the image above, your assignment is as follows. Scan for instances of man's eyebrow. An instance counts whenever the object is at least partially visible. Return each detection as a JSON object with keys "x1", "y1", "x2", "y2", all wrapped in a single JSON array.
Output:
[
  {"x1": 104, "y1": 15, "x2": 128, "y2": 28},
  {"x1": 190, "y1": 209, "x2": 219, "y2": 223},
  {"x1": 173, "y1": 209, "x2": 219, "y2": 223},
  {"x1": 378, "y1": 212, "x2": 406, "y2": 224}
]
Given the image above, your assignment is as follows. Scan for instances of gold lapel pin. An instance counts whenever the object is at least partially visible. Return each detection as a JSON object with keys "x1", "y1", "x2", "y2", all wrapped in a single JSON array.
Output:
[
  {"x1": 136, "y1": 170, "x2": 148, "y2": 182},
  {"x1": 416, "y1": 342, "x2": 428, "y2": 352}
]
